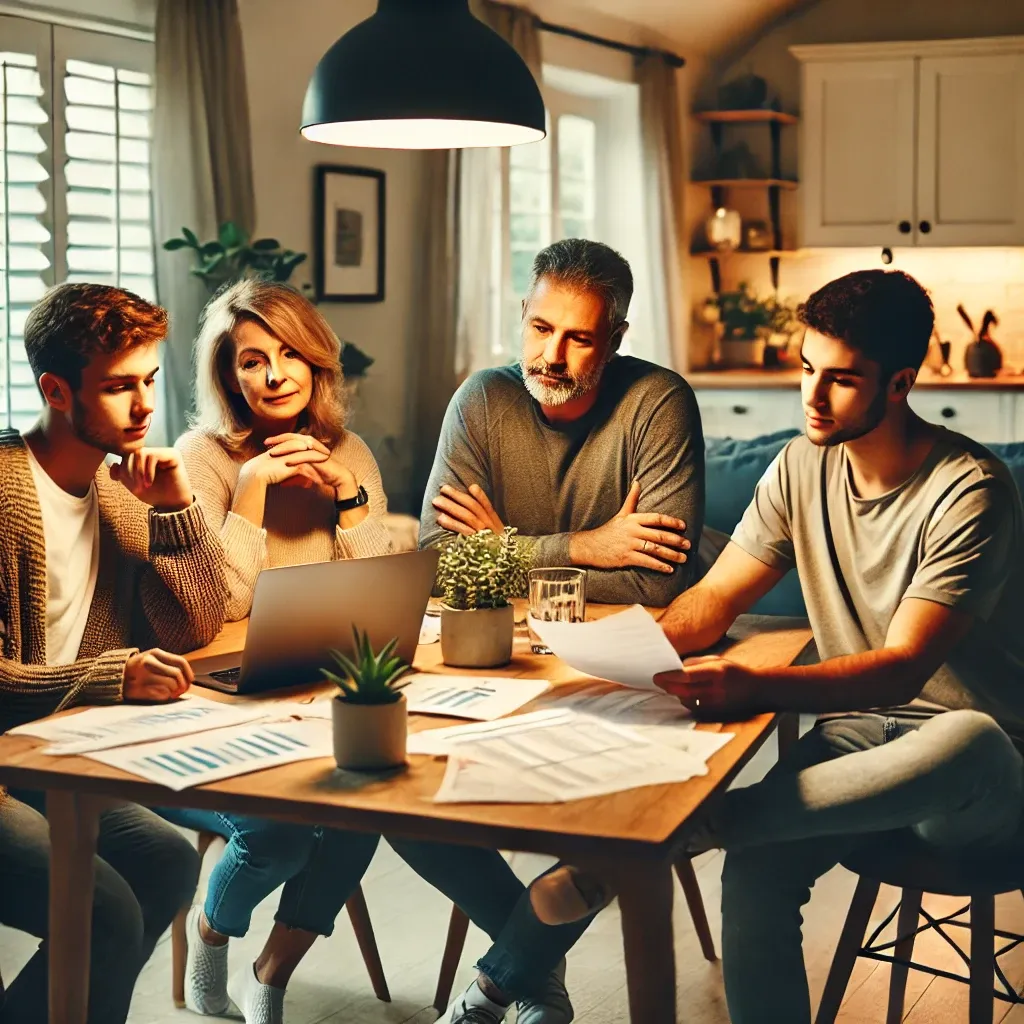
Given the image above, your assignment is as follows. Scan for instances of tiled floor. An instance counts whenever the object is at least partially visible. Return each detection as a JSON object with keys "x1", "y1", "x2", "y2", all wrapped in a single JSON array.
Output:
[{"x1": 4, "y1": 732, "x2": 1023, "y2": 1023}]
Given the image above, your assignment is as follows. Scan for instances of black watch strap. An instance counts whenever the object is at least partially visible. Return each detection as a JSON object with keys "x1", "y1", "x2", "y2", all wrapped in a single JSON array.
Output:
[{"x1": 335, "y1": 485, "x2": 369, "y2": 512}]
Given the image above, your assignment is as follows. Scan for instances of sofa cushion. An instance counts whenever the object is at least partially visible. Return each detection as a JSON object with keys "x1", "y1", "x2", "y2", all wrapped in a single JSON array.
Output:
[
  {"x1": 705, "y1": 429, "x2": 804, "y2": 616},
  {"x1": 987, "y1": 442, "x2": 1024, "y2": 498}
]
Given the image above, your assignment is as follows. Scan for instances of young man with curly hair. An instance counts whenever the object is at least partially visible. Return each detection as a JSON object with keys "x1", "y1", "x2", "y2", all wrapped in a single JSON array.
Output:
[{"x1": 0, "y1": 283, "x2": 228, "y2": 1023}]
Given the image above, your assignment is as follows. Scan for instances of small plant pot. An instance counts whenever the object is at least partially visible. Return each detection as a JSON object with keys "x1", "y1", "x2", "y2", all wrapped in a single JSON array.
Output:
[
  {"x1": 331, "y1": 693, "x2": 407, "y2": 771},
  {"x1": 440, "y1": 604, "x2": 514, "y2": 668}
]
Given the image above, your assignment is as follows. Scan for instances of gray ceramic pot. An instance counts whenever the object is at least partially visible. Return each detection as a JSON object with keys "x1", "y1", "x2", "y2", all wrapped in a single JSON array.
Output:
[{"x1": 440, "y1": 603, "x2": 514, "y2": 668}]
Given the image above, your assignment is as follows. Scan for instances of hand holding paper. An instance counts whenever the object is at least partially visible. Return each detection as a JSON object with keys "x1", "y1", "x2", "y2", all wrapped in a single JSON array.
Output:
[{"x1": 527, "y1": 605, "x2": 683, "y2": 691}]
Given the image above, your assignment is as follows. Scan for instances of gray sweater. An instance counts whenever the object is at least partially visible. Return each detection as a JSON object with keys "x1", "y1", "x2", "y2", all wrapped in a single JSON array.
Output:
[{"x1": 419, "y1": 356, "x2": 705, "y2": 606}]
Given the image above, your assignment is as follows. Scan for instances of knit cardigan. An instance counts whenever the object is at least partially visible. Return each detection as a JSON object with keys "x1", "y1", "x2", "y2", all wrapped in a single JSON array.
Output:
[{"x1": 0, "y1": 430, "x2": 228, "y2": 735}]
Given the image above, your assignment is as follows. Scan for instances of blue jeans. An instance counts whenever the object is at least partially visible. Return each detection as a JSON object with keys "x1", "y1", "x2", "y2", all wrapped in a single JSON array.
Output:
[
  {"x1": 157, "y1": 809, "x2": 379, "y2": 938},
  {"x1": 3, "y1": 790, "x2": 199, "y2": 1024},
  {"x1": 389, "y1": 840, "x2": 592, "y2": 1001},
  {"x1": 718, "y1": 710, "x2": 1024, "y2": 1024},
  {"x1": 157, "y1": 808, "x2": 588, "y2": 998}
]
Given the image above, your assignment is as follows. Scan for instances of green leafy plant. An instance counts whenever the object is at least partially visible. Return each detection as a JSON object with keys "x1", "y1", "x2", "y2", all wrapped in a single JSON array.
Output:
[
  {"x1": 162, "y1": 220, "x2": 374, "y2": 378},
  {"x1": 436, "y1": 527, "x2": 531, "y2": 611},
  {"x1": 321, "y1": 627, "x2": 406, "y2": 705},
  {"x1": 163, "y1": 221, "x2": 308, "y2": 291},
  {"x1": 713, "y1": 283, "x2": 799, "y2": 341}
]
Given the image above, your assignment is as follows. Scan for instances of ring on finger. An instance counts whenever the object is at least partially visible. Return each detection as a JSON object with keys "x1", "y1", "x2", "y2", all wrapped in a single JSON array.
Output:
[{"x1": 642, "y1": 539, "x2": 650, "y2": 552}]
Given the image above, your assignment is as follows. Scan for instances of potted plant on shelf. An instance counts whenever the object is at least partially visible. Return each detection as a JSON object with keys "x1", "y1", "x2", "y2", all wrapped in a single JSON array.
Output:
[
  {"x1": 162, "y1": 221, "x2": 374, "y2": 383},
  {"x1": 436, "y1": 527, "x2": 530, "y2": 669},
  {"x1": 711, "y1": 283, "x2": 799, "y2": 368},
  {"x1": 321, "y1": 628, "x2": 408, "y2": 770}
]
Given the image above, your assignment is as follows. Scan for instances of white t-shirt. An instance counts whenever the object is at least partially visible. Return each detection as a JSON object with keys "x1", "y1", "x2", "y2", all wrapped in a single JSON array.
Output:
[{"x1": 25, "y1": 444, "x2": 100, "y2": 665}]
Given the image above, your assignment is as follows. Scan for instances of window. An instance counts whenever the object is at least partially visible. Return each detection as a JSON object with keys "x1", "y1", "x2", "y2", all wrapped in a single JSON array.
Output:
[
  {"x1": 1, "y1": 15, "x2": 154, "y2": 430},
  {"x1": 482, "y1": 68, "x2": 654, "y2": 370}
]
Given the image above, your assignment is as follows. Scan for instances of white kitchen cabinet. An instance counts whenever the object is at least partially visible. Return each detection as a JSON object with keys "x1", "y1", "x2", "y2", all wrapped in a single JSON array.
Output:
[
  {"x1": 916, "y1": 54, "x2": 1024, "y2": 246},
  {"x1": 907, "y1": 390, "x2": 1013, "y2": 443},
  {"x1": 793, "y1": 38, "x2": 1024, "y2": 249},
  {"x1": 695, "y1": 386, "x2": 1022, "y2": 444},
  {"x1": 799, "y1": 58, "x2": 916, "y2": 247},
  {"x1": 695, "y1": 389, "x2": 803, "y2": 440}
]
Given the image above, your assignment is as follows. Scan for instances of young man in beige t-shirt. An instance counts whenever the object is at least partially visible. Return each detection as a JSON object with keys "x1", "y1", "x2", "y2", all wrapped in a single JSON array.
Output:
[{"x1": 531, "y1": 270, "x2": 1024, "y2": 1024}]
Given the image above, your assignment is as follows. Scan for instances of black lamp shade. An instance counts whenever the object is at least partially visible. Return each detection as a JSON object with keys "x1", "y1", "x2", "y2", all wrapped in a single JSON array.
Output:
[{"x1": 301, "y1": 0, "x2": 546, "y2": 149}]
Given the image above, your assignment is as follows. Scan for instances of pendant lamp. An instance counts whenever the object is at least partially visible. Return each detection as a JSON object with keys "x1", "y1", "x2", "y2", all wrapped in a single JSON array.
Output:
[{"x1": 301, "y1": 0, "x2": 546, "y2": 150}]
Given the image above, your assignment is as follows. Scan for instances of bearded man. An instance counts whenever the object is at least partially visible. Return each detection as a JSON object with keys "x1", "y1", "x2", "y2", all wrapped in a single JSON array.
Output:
[{"x1": 419, "y1": 237, "x2": 704, "y2": 605}]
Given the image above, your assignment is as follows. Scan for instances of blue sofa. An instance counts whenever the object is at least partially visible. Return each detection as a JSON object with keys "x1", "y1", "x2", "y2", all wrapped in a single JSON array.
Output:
[{"x1": 705, "y1": 430, "x2": 1024, "y2": 617}]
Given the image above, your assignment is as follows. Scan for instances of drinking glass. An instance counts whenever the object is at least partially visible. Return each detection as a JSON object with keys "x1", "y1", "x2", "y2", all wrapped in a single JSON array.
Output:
[{"x1": 527, "y1": 568, "x2": 587, "y2": 655}]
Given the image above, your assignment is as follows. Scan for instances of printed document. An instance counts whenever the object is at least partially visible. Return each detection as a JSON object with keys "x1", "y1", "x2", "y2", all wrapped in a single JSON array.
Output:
[
  {"x1": 432, "y1": 709, "x2": 710, "y2": 804},
  {"x1": 9, "y1": 696, "x2": 268, "y2": 755},
  {"x1": 527, "y1": 605, "x2": 682, "y2": 690},
  {"x1": 86, "y1": 719, "x2": 333, "y2": 791},
  {"x1": 398, "y1": 675, "x2": 550, "y2": 720}
]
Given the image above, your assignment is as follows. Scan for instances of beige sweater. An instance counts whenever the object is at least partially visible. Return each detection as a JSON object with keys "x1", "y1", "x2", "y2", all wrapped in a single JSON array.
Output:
[
  {"x1": 177, "y1": 429, "x2": 393, "y2": 621},
  {"x1": 0, "y1": 430, "x2": 228, "y2": 734}
]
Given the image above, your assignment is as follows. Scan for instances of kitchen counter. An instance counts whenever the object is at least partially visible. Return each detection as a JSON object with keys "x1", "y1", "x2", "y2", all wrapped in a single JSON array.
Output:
[{"x1": 686, "y1": 368, "x2": 1024, "y2": 390}]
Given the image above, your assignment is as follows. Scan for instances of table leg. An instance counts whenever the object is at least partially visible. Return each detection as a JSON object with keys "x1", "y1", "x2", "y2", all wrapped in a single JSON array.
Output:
[
  {"x1": 47, "y1": 790, "x2": 101, "y2": 1024},
  {"x1": 616, "y1": 860, "x2": 676, "y2": 1024}
]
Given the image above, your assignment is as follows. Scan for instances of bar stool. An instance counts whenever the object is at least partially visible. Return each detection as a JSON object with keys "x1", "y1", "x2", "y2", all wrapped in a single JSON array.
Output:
[{"x1": 816, "y1": 831, "x2": 1024, "y2": 1024}]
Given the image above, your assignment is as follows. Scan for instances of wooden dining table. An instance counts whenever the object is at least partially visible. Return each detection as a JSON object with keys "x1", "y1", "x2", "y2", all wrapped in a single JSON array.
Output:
[{"x1": 0, "y1": 603, "x2": 811, "y2": 1024}]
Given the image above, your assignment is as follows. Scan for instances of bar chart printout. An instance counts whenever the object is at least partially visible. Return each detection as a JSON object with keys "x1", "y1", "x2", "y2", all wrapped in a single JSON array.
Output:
[
  {"x1": 399, "y1": 675, "x2": 551, "y2": 720},
  {"x1": 86, "y1": 720, "x2": 333, "y2": 791}
]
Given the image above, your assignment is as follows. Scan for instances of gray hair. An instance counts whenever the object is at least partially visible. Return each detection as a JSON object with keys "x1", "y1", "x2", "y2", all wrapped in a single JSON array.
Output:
[{"x1": 525, "y1": 238, "x2": 633, "y2": 329}]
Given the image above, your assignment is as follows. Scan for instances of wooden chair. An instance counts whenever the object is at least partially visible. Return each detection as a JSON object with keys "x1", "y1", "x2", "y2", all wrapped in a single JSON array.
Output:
[{"x1": 816, "y1": 831, "x2": 1024, "y2": 1024}]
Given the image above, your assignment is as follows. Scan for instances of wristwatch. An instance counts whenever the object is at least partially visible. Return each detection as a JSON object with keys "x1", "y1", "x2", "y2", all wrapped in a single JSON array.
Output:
[{"x1": 335, "y1": 485, "x2": 369, "y2": 512}]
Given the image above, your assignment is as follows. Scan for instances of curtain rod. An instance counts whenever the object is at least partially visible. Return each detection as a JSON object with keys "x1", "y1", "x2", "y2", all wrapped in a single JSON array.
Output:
[{"x1": 537, "y1": 19, "x2": 685, "y2": 68}]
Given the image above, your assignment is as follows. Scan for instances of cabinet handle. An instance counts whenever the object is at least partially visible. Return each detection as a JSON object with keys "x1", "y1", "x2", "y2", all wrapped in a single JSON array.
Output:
[
  {"x1": 732, "y1": 405, "x2": 749, "y2": 415},
  {"x1": 919, "y1": 220, "x2": 932, "y2": 234},
  {"x1": 940, "y1": 406, "x2": 956, "y2": 419},
  {"x1": 898, "y1": 220, "x2": 912, "y2": 234}
]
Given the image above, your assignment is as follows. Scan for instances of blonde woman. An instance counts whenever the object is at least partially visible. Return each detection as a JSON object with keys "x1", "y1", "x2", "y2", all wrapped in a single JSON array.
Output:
[
  {"x1": 166, "y1": 282, "x2": 582, "y2": 1024},
  {"x1": 161, "y1": 280, "x2": 389, "y2": 1023},
  {"x1": 177, "y1": 278, "x2": 392, "y2": 622}
]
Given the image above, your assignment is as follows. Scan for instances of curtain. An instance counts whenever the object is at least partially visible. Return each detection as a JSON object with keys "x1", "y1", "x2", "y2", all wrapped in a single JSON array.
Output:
[
  {"x1": 408, "y1": 0, "x2": 541, "y2": 508},
  {"x1": 152, "y1": 0, "x2": 255, "y2": 442},
  {"x1": 408, "y1": 151, "x2": 460, "y2": 509},
  {"x1": 636, "y1": 54, "x2": 688, "y2": 371},
  {"x1": 458, "y1": 1, "x2": 542, "y2": 376}
]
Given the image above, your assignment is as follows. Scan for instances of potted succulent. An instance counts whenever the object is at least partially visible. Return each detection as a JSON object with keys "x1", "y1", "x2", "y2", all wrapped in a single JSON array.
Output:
[
  {"x1": 436, "y1": 527, "x2": 530, "y2": 668},
  {"x1": 321, "y1": 628, "x2": 408, "y2": 770},
  {"x1": 162, "y1": 221, "x2": 374, "y2": 382}
]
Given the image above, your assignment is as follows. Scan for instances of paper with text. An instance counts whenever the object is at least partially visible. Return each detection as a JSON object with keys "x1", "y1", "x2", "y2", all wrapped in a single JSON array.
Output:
[
  {"x1": 433, "y1": 710, "x2": 710, "y2": 804},
  {"x1": 87, "y1": 719, "x2": 333, "y2": 791},
  {"x1": 527, "y1": 605, "x2": 682, "y2": 690},
  {"x1": 407, "y1": 709, "x2": 570, "y2": 756},
  {"x1": 398, "y1": 675, "x2": 550, "y2": 721},
  {"x1": 9, "y1": 696, "x2": 269, "y2": 755}
]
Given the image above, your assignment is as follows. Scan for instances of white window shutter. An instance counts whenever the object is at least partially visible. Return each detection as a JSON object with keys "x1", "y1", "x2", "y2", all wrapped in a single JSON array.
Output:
[{"x1": 1, "y1": 16, "x2": 53, "y2": 429}]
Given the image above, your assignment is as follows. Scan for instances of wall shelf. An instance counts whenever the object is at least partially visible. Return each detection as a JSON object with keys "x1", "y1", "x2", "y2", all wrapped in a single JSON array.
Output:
[
  {"x1": 694, "y1": 178, "x2": 798, "y2": 191},
  {"x1": 693, "y1": 110, "x2": 799, "y2": 293},
  {"x1": 694, "y1": 109, "x2": 799, "y2": 125},
  {"x1": 691, "y1": 247, "x2": 802, "y2": 258}
]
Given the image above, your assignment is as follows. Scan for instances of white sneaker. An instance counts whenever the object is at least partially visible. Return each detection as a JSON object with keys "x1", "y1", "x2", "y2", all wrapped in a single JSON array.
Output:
[
  {"x1": 183, "y1": 904, "x2": 233, "y2": 1016},
  {"x1": 444, "y1": 979, "x2": 511, "y2": 1023},
  {"x1": 516, "y1": 961, "x2": 574, "y2": 1024},
  {"x1": 228, "y1": 963, "x2": 286, "y2": 1024}
]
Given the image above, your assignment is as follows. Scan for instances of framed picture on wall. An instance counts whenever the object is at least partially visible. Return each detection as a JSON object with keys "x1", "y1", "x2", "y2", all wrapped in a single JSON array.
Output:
[{"x1": 314, "y1": 164, "x2": 385, "y2": 302}]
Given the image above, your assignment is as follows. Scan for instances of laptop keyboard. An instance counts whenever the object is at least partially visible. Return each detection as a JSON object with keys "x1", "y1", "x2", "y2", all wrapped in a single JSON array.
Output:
[{"x1": 209, "y1": 667, "x2": 242, "y2": 684}]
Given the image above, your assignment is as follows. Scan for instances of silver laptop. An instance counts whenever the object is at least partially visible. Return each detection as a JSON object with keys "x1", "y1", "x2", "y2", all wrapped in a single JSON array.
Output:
[{"x1": 191, "y1": 549, "x2": 440, "y2": 694}]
